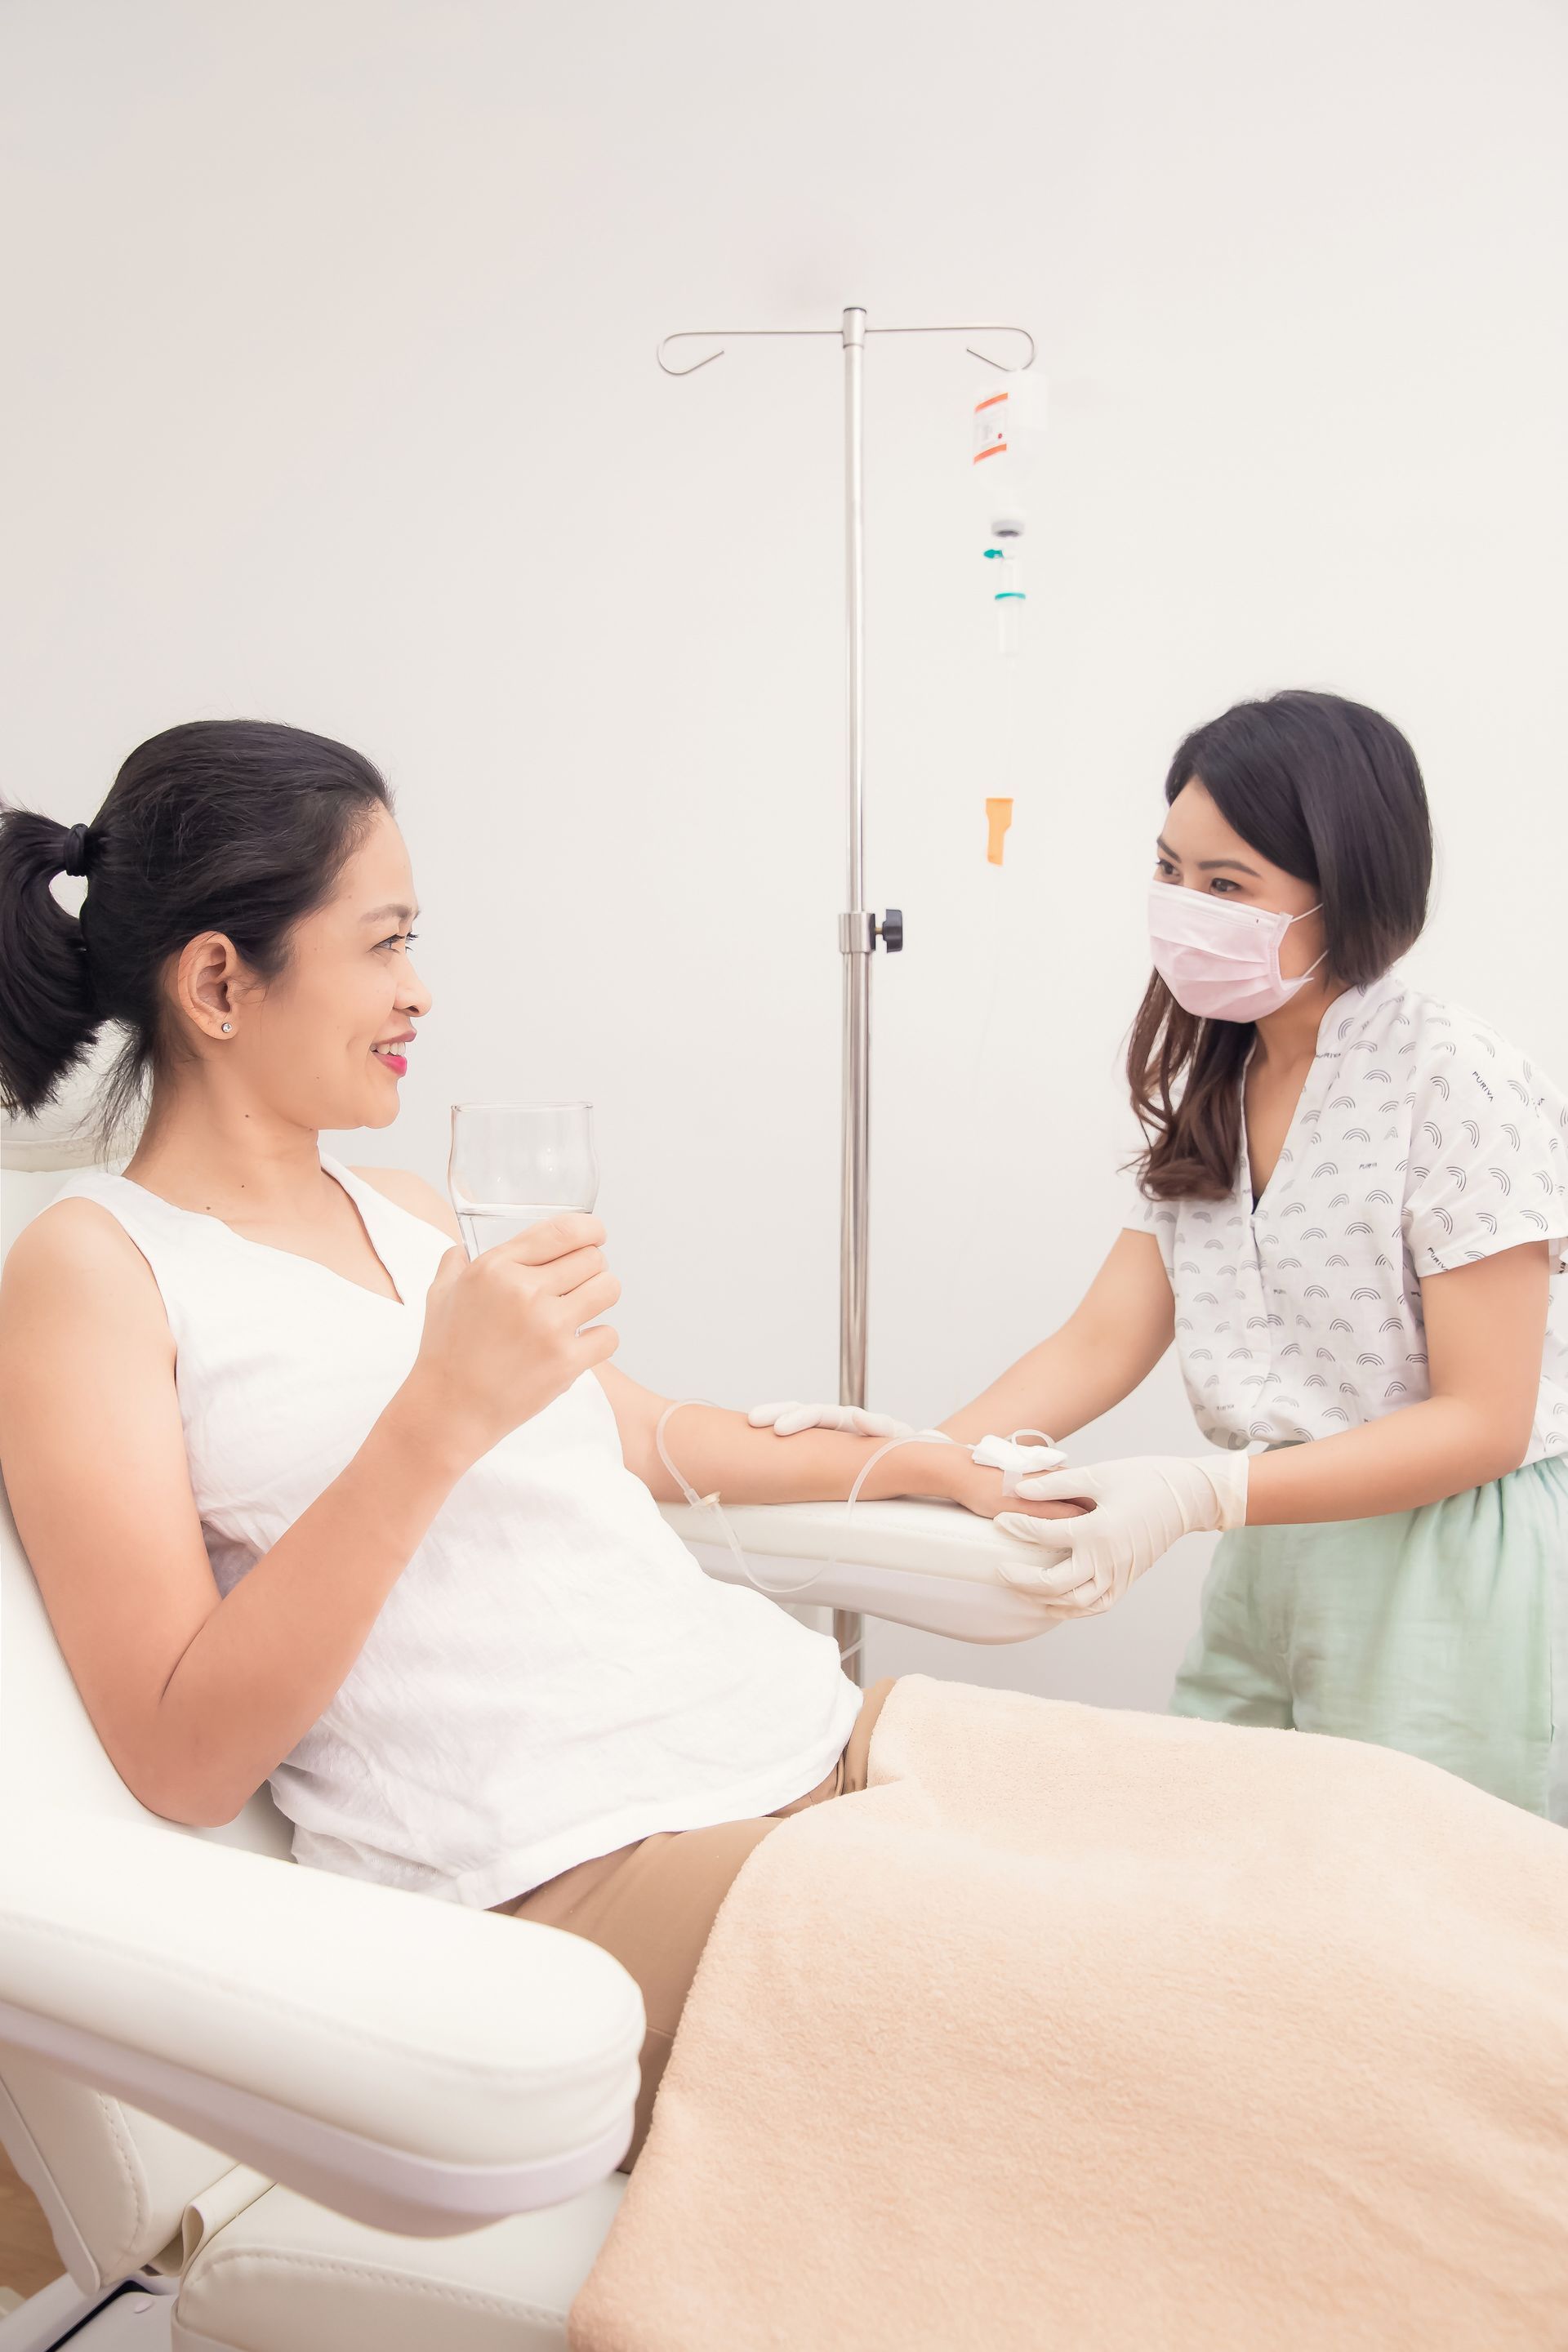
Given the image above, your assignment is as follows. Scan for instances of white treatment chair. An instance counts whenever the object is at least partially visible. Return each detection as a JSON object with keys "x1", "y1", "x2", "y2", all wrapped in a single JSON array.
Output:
[{"x1": 0, "y1": 1120, "x2": 1055, "y2": 2352}]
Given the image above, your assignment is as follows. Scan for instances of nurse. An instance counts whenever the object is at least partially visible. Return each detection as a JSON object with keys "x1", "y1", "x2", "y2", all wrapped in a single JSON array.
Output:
[{"x1": 766, "y1": 691, "x2": 1568, "y2": 1816}]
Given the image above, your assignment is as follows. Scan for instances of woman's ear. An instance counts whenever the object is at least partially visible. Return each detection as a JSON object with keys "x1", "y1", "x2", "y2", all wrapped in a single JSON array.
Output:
[{"x1": 173, "y1": 931, "x2": 243, "y2": 1040}]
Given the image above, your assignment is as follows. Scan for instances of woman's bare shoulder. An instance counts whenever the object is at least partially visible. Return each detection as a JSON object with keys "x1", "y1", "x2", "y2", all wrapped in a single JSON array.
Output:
[
  {"x1": 349, "y1": 1165, "x2": 462, "y2": 1246},
  {"x1": 2, "y1": 1192, "x2": 160, "y2": 1296},
  {"x1": 0, "y1": 1195, "x2": 172, "y2": 1376}
]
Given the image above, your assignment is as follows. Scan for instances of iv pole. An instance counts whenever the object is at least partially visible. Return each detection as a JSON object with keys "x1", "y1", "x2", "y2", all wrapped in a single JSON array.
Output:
[{"x1": 657, "y1": 308, "x2": 1037, "y2": 1682}]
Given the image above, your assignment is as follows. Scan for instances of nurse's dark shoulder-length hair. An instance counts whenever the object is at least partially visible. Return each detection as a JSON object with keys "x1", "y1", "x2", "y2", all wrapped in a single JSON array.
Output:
[{"x1": 1129, "y1": 690, "x2": 1433, "y2": 1204}]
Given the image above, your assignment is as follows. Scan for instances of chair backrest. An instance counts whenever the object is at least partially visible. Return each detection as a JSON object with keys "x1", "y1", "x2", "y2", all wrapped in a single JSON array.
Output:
[{"x1": 0, "y1": 1111, "x2": 292, "y2": 2291}]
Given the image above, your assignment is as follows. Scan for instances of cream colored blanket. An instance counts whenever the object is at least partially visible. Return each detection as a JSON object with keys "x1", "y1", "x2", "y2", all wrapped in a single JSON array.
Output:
[{"x1": 571, "y1": 1675, "x2": 1568, "y2": 2351}]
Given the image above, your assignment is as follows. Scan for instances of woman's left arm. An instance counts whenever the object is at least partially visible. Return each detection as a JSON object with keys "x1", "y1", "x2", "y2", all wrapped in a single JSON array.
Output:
[
  {"x1": 1245, "y1": 1241, "x2": 1551, "y2": 1526},
  {"x1": 596, "y1": 1365, "x2": 1080, "y2": 1525}
]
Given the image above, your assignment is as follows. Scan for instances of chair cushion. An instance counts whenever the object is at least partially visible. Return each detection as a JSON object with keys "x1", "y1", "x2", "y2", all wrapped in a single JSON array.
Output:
[
  {"x1": 170, "y1": 2177, "x2": 626, "y2": 2352},
  {"x1": 662, "y1": 1498, "x2": 1063, "y2": 1642}
]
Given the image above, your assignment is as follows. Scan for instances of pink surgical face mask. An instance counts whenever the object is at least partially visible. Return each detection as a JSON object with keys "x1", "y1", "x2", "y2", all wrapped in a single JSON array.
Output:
[{"x1": 1147, "y1": 882, "x2": 1326, "y2": 1022}]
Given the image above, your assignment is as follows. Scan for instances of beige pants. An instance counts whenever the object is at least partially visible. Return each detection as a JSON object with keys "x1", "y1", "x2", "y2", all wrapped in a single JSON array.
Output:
[{"x1": 492, "y1": 1677, "x2": 897, "y2": 2167}]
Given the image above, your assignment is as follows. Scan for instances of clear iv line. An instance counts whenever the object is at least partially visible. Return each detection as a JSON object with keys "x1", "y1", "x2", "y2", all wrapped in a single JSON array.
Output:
[
  {"x1": 653, "y1": 1402, "x2": 1067, "y2": 1664},
  {"x1": 655, "y1": 1399, "x2": 956, "y2": 1605}
]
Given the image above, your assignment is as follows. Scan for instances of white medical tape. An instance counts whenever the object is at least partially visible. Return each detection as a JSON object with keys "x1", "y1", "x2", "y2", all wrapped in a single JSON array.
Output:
[{"x1": 970, "y1": 1429, "x2": 1068, "y2": 1496}]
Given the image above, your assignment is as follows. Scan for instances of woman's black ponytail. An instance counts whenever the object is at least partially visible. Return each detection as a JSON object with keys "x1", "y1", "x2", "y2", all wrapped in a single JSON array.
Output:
[
  {"x1": 0, "y1": 721, "x2": 391, "y2": 1152},
  {"x1": 0, "y1": 809, "x2": 103, "y2": 1120}
]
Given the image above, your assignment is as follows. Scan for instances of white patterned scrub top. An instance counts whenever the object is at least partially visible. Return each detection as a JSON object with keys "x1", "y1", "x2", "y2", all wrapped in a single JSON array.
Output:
[{"x1": 1128, "y1": 972, "x2": 1568, "y2": 1462}]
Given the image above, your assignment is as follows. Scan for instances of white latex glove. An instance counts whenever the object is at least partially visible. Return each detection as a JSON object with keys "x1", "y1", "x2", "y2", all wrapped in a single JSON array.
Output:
[
  {"x1": 992, "y1": 1453, "x2": 1250, "y2": 1614},
  {"x1": 748, "y1": 1401, "x2": 917, "y2": 1440}
]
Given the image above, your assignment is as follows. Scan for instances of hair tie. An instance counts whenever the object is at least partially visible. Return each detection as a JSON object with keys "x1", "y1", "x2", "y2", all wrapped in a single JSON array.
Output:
[{"x1": 60, "y1": 822, "x2": 91, "y2": 878}]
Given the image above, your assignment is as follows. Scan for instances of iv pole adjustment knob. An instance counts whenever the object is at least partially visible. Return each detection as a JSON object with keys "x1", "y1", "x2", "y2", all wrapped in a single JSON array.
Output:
[{"x1": 836, "y1": 909, "x2": 904, "y2": 953}]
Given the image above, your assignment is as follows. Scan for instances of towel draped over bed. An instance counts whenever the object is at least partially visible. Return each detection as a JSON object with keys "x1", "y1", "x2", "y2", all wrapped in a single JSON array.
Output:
[{"x1": 572, "y1": 1674, "x2": 1568, "y2": 2351}]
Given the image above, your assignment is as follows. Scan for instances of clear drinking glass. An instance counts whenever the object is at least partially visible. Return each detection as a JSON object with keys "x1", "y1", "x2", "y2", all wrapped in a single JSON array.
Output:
[{"x1": 448, "y1": 1102, "x2": 599, "y2": 1259}]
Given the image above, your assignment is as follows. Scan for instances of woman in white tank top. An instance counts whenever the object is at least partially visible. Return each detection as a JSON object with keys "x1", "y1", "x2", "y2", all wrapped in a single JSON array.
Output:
[{"x1": 0, "y1": 721, "x2": 1068, "y2": 1912}]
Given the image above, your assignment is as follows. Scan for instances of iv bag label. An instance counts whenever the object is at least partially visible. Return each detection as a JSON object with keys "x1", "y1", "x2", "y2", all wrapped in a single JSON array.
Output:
[{"x1": 973, "y1": 390, "x2": 1009, "y2": 462}]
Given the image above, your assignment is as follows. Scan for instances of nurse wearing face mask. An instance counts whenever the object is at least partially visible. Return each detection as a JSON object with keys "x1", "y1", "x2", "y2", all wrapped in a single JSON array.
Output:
[{"x1": 760, "y1": 691, "x2": 1568, "y2": 1815}]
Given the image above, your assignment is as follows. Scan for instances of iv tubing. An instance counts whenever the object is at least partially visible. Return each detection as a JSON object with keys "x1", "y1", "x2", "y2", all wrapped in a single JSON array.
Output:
[
  {"x1": 653, "y1": 1403, "x2": 1066, "y2": 1666},
  {"x1": 656, "y1": 1399, "x2": 955, "y2": 1603}
]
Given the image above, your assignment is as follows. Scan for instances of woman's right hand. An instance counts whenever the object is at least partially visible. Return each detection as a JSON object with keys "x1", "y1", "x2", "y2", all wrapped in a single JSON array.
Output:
[{"x1": 405, "y1": 1214, "x2": 621, "y2": 1466}]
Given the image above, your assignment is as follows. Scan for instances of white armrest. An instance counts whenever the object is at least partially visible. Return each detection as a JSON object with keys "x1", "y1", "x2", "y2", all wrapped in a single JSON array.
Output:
[
  {"x1": 0, "y1": 1808, "x2": 644, "y2": 2238},
  {"x1": 662, "y1": 1496, "x2": 1061, "y2": 1644}
]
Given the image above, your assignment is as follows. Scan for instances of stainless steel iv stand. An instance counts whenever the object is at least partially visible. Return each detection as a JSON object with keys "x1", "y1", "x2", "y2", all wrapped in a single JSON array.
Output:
[{"x1": 657, "y1": 308, "x2": 1037, "y2": 1682}]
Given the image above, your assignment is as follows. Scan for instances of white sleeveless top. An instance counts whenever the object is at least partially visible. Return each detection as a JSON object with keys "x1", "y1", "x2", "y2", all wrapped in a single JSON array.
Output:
[{"x1": 55, "y1": 1155, "x2": 858, "y2": 1906}]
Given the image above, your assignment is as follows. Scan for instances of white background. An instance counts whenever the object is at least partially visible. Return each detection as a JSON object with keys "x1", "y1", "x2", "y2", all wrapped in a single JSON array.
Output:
[{"x1": 5, "y1": 0, "x2": 1566, "y2": 1705}]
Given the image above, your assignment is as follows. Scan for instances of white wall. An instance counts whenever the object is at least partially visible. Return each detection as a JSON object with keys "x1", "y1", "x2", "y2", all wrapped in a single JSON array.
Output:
[{"x1": 5, "y1": 0, "x2": 1566, "y2": 1705}]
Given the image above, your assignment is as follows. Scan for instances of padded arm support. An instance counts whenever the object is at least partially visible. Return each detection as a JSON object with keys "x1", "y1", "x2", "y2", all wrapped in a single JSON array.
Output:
[
  {"x1": 662, "y1": 1496, "x2": 1063, "y2": 1643},
  {"x1": 0, "y1": 1810, "x2": 644, "y2": 2238}
]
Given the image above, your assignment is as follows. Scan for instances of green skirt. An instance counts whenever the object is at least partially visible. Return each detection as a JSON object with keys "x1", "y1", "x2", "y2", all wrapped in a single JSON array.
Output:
[{"x1": 1169, "y1": 1454, "x2": 1568, "y2": 1820}]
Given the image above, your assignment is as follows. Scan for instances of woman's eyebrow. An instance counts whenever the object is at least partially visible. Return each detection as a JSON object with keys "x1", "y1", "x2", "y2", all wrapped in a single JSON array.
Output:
[
  {"x1": 360, "y1": 902, "x2": 421, "y2": 924},
  {"x1": 1156, "y1": 836, "x2": 1259, "y2": 876}
]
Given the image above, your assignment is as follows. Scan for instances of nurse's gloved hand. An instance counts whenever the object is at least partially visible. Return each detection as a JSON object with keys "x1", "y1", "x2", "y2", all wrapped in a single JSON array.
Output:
[
  {"x1": 748, "y1": 1401, "x2": 916, "y2": 1440},
  {"x1": 992, "y1": 1454, "x2": 1250, "y2": 1613}
]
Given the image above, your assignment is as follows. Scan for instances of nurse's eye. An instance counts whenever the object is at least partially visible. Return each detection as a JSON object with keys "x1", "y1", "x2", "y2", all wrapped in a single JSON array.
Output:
[
  {"x1": 1154, "y1": 854, "x2": 1178, "y2": 880},
  {"x1": 1206, "y1": 879, "x2": 1241, "y2": 895},
  {"x1": 377, "y1": 929, "x2": 420, "y2": 951}
]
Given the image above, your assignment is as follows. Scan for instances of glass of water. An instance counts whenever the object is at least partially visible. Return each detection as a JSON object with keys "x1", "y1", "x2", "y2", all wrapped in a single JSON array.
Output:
[{"x1": 448, "y1": 1103, "x2": 599, "y2": 1259}]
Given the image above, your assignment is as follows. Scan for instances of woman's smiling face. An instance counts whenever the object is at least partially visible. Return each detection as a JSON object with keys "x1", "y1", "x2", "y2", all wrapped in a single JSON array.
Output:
[{"x1": 175, "y1": 803, "x2": 433, "y2": 1131}]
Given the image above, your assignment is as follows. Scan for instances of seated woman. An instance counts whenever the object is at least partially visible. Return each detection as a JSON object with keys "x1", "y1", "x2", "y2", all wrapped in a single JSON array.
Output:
[{"x1": 0, "y1": 719, "x2": 1073, "y2": 2165}]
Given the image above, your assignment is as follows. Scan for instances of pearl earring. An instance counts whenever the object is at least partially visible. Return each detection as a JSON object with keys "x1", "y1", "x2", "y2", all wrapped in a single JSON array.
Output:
[{"x1": 220, "y1": 1022, "x2": 233, "y2": 1034}]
